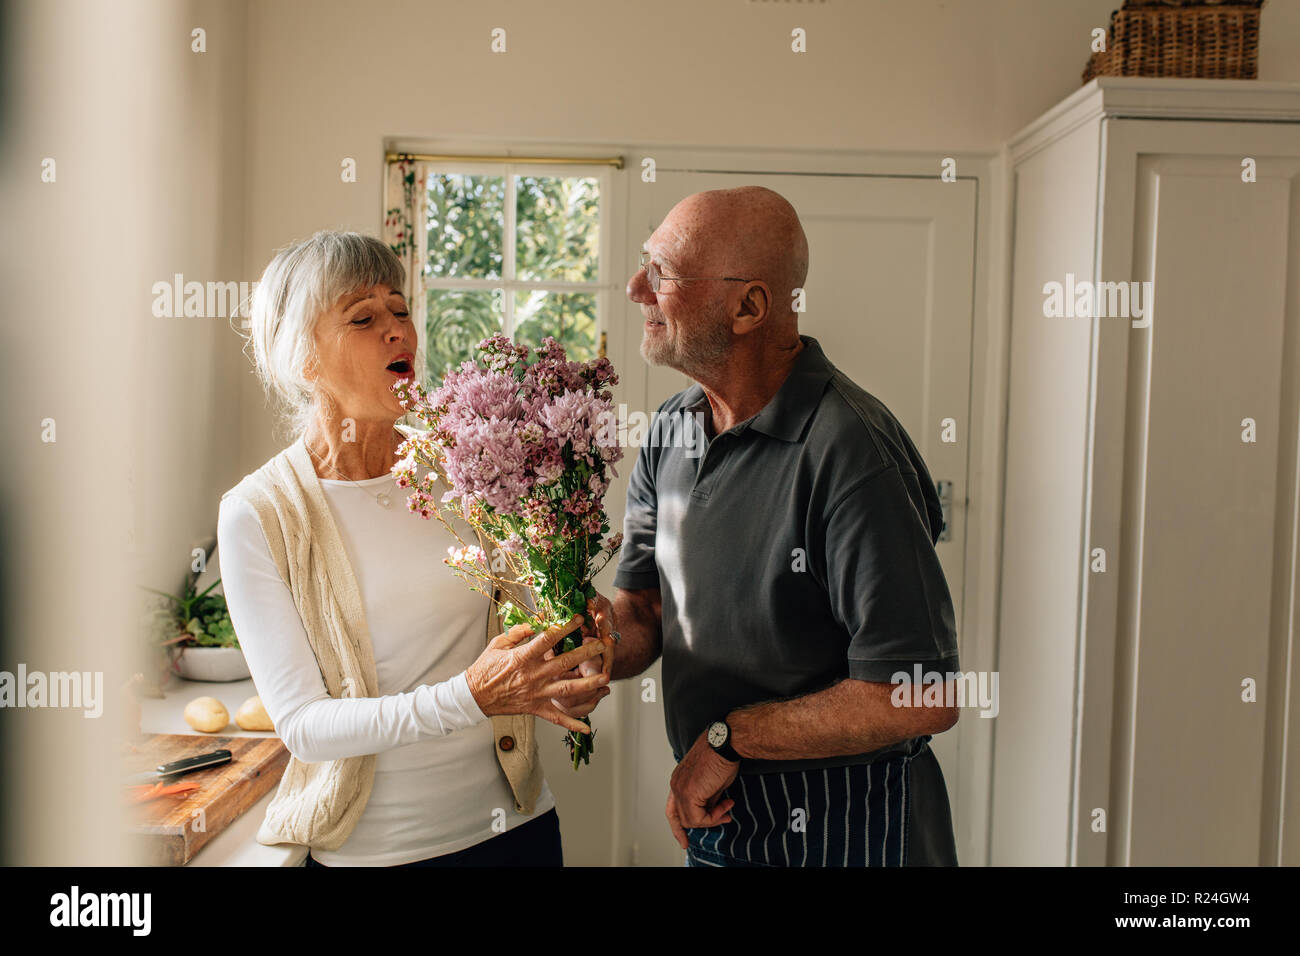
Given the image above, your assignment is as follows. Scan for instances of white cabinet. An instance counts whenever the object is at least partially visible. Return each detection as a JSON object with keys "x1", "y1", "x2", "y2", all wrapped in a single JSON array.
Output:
[{"x1": 995, "y1": 79, "x2": 1300, "y2": 865}]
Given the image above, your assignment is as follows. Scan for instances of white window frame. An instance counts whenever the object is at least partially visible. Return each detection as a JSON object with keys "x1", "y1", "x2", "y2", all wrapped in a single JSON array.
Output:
[{"x1": 419, "y1": 161, "x2": 612, "y2": 369}]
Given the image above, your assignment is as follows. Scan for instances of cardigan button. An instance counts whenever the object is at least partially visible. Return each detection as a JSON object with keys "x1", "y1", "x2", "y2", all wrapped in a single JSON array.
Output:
[{"x1": 498, "y1": 735, "x2": 515, "y2": 752}]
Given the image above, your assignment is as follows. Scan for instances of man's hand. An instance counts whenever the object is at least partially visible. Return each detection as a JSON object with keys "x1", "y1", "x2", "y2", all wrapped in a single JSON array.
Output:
[
  {"x1": 581, "y1": 592, "x2": 617, "y2": 675},
  {"x1": 665, "y1": 729, "x2": 740, "y2": 850},
  {"x1": 545, "y1": 635, "x2": 611, "y2": 718},
  {"x1": 546, "y1": 594, "x2": 617, "y2": 718}
]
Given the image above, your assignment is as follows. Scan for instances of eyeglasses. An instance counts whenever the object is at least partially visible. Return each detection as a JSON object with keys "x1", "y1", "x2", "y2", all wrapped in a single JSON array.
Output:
[{"x1": 639, "y1": 251, "x2": 753, "y2": 294}]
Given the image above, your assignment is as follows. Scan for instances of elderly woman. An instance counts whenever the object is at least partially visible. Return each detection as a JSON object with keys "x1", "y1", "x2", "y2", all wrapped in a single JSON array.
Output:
[{"x1": 218, "y1": 230, "x2": 611, "y2": 867}]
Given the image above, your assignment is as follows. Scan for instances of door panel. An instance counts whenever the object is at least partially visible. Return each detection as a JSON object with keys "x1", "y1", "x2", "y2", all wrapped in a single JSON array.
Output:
[{"x1": 621, "y1": 170, "x2": 977, "y2": 865}]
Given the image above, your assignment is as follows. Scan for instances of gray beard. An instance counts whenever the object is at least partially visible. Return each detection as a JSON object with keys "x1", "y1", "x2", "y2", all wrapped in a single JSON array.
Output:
[{"x1": 641, "y1": 312, "x2": 731, "y2": 381}]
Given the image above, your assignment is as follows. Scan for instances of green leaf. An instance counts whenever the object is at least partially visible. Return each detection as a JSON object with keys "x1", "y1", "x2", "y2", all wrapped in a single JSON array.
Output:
[{"x1": 501, "y1": 602, "x2": 530, "y2": 629}]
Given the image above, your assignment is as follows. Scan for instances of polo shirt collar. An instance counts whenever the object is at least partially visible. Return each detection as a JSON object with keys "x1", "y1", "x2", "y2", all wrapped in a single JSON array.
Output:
[
  {"x1": 744, "y1": 335, "x2": 834, "y2": 442},
  {"x1": 679, "y1": 336, "x2": 834, "y2": 443}
]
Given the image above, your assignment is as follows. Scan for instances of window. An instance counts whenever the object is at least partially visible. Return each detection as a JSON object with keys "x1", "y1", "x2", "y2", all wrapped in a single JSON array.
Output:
[{"x1": 421, "y1": 165, "x2": 606, "y2": 376}]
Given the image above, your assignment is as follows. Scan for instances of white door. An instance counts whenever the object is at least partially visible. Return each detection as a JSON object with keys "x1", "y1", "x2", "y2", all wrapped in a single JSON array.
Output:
[{"x1": 617, "y1": 169, "x2": 978, "y2": 865}]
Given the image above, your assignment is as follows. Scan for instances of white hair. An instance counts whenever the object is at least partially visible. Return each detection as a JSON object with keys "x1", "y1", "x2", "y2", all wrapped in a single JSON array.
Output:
[{"x1": 242, "y1": 231, "x2": 406, "y2": 441}]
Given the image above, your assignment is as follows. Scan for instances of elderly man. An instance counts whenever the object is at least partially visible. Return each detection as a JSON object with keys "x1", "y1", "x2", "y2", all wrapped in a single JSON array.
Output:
[{"x1": 591, "y1": 186, "x2": 960, "y2": 866}]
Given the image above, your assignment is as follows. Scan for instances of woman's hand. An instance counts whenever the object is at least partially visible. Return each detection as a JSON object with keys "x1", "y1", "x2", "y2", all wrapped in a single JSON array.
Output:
[{"x1": 465, "y1": 614, "x2": 609, "y2": 734}]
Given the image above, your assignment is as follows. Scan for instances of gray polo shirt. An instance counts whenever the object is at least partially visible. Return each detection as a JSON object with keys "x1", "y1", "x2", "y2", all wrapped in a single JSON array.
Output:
[{"x1": 613, "y1": 335, "x2": 960, "y2": 775}]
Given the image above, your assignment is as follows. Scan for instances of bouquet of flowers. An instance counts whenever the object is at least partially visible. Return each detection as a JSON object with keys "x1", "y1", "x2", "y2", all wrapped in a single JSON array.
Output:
[{"x1": 390, "y1": 334, "x2": 624, "y2": 769}]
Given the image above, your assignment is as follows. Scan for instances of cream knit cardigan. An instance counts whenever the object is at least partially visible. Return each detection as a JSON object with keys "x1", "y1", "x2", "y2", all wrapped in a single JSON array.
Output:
[{"x1": 221, "y1": 425, "x2": 544, "y2": 851}]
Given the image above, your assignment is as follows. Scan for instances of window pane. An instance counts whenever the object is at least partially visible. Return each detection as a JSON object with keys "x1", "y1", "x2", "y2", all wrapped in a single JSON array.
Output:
[
  {"x1": 514, "y1": 176, "x2": 600, "y2": 283},
  {"x1": 426, "y1": 174, "x2": 504, "y2": 279},
  {"x1": 425, "y1": 289, "x2": 503, "y2": 377},
  {"x1": 513, "y1": 291, "x2": 598, "y2": 362}
]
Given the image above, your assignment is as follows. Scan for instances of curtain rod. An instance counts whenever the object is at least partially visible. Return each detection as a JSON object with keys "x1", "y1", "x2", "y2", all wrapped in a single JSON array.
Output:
[{"x1": 385, "y1": 151, "x2": 624, "y2": 169}]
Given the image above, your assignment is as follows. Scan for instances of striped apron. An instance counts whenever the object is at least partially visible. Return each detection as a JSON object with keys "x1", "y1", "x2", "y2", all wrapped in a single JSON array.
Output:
[{"x1": 685, "y1": 735, "x2": 954, "y2": 867}]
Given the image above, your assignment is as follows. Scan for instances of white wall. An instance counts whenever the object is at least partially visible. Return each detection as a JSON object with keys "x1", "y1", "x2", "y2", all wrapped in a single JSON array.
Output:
[{"x1": 132, "y1": 0, "x2": 248, "y2": 620}]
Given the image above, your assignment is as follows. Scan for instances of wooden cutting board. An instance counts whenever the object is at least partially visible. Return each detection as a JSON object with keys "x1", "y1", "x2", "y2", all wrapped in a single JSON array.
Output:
[{"x1": 125, "y1": 733, "x2": 289, "y2": 866}]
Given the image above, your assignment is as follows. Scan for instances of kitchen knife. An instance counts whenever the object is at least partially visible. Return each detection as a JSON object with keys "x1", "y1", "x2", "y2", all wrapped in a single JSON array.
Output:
[{"x1": 123, "y1": 748, "x2": 232, "y2": 784}]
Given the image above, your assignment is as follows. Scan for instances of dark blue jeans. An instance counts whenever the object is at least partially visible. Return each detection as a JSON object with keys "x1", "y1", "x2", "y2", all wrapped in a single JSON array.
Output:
[{"x1": 304, "y1": 808, "x2": 563, "y2": 867}]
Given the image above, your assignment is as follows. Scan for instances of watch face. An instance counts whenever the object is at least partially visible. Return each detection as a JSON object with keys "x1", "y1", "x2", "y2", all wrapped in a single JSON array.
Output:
[{"x1": 708, "y1": 722, "x2": 728, "y2": 748}]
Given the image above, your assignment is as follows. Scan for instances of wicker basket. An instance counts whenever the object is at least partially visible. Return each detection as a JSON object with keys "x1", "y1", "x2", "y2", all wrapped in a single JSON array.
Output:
[{"x1": 1082, "y1": 0, "x2": 1266, "y2": 83}]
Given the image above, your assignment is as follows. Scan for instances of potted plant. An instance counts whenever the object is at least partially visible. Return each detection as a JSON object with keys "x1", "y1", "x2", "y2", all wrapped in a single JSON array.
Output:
[{"x1": 143, "y1": 574, "x2": 249, "y2": 683}]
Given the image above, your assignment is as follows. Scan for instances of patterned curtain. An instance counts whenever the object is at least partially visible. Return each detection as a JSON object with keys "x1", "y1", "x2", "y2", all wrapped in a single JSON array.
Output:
[{"x1": 383, "y1": 158, "x2": 428, "y2": 388}]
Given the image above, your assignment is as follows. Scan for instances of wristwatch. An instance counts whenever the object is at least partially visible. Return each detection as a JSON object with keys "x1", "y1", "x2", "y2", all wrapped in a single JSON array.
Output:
[{"x1": 706, "y1": 719, "x2": 741, "y2": 762}]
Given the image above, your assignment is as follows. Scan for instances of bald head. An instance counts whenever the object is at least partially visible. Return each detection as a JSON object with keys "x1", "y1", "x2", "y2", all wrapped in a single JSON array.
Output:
[
  {"x1": 665, "y1": 186, "x2": 809, "y2": 316},
  {"x1": 633, "y1": 185, "x2": 810, "y2": 383}
]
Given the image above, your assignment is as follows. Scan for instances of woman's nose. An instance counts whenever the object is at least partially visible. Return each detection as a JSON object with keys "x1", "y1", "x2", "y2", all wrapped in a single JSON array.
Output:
[
  {"x1": 627, "y1": 267, "x2": 655, "y2": 305},
  {"x1": 384, "y1": 310, "x2": 409, "y2": 336}
]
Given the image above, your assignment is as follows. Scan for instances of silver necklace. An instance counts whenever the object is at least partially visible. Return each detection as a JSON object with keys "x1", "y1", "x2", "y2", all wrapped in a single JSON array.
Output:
[{"x1": 305, "y1": 432, "x2": 400, "y2": 509}]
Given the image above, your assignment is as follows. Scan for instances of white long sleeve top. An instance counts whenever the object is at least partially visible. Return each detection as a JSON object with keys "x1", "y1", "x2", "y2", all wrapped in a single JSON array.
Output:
[{"x1": 217, "y1": 461, "x2": 554, "y2": 866}]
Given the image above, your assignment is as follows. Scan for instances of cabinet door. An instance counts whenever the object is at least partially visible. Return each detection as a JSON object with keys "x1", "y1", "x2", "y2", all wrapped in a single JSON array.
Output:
[
  {"x1": 621, "y1": 169, "x2": 978, "y2": 865},
  {"x1": 1081, "y1": 119, "x2": 1300, "y2": 866}
]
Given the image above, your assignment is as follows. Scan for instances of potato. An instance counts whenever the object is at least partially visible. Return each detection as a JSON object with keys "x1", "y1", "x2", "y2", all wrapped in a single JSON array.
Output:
[
  {"x1": 236, "y1": 695, "x2": 274, "y2": 732},
  {"x1": 184, "y1": 696, "x2": 229, "y2": 733}
]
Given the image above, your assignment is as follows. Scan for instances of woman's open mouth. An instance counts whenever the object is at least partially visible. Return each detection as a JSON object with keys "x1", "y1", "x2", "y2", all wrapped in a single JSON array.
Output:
[{"x1": 386, "y1": 356, "x2": 413, "y2": 377}]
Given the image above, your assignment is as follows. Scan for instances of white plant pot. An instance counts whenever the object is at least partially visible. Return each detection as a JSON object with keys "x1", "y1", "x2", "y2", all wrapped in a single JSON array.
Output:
[{"x1": 176, "y1": 646, "x2": 250, "y2": 682}]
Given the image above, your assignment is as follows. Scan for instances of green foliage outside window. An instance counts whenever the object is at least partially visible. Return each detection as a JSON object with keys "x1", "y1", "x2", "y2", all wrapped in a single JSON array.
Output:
[{"x1": 424, "y1": 173, "x2": 600, "y2": 377}]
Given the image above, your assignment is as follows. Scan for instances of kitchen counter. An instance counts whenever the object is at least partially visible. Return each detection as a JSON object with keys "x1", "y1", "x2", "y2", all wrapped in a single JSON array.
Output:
[{"x1": 137, "y1": 675, "x2": 306, "y2": 867}]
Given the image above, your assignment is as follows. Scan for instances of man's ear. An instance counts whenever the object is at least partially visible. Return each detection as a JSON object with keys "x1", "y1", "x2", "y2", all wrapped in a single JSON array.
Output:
[{"x1": 732, "y1": 281, "x2": 772, "y2": 335}]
